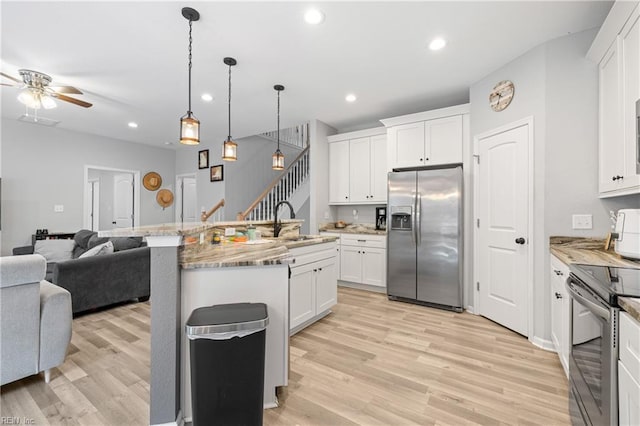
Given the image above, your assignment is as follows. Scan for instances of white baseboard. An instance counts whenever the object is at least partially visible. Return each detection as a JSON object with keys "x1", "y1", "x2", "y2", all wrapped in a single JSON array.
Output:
[
  {"x1": 465, "y1": 305, "x2": 476, "y2": 314},
  {"x1": 530, "y1": 336, "x2": 556, "y2": 352},
  {"x1": 338, "y1": 281, "x2": 386, "y2": 294}
]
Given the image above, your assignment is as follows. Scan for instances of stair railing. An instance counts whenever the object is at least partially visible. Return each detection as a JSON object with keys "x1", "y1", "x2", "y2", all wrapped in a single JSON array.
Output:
[
  {"x1": 200, "y1": 198, "x2": 225, "y2": 222},
  {"x1": 236, "y1": 146, "x2": 310, "y2": 221},
  {"x1": 258, "y1": 122, "x2": 309, "y2": 150}
]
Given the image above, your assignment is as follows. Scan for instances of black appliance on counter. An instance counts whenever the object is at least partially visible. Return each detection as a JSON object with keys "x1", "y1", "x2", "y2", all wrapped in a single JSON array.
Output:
[
  {"x1": 566, "y1": 264, "x2": 640, "y2": 426},
  {"x1": 375, "y1": 207, "x2": 387, "y2": 231}
]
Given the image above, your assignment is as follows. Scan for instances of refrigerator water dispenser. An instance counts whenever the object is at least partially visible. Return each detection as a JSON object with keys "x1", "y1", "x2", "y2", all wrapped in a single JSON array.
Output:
[{"x1": 390, "y1": 206, "x2": 412, "y2": 230}]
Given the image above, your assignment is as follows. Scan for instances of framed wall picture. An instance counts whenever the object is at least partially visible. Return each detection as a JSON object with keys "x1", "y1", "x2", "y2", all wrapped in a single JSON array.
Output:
[
  {"x1": 198, "y1": 149, "x2": 209, "y2": 169},
  {"x1": 210, "y1": 164, "x2": 224, "y2": 182}
]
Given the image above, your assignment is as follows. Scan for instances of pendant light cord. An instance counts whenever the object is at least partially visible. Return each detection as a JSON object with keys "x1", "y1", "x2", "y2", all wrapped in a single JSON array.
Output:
[
  {"x1": 187, "y1": 19, "x2": 193, "y2": 115},
  {"x1": 227, "y1": 64, "x2": 232, "y2": 140},
  {"x1": 277, "y1": 90, "x2": 280, "y2": 151}
]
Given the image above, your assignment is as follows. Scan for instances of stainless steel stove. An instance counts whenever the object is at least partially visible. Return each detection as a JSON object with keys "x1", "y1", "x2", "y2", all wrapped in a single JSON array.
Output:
[{"x1": 567, "y1": 264, "x2": 640, "y2": 425}]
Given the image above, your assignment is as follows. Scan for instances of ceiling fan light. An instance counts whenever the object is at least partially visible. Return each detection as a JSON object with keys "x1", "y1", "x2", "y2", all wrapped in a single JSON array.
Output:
[
  {"x1": 40, "y1": 95, "x2": 57, "y2": 109},
  {"x1": 222, "y1": 139, "x2": 237, "y2": 161},
  {"x1": 17, "y1": 89, "x2": 40, "y2": 109},
  {"x1": 272, "y1": 149, "x2": 285, "y2": 170},
  {"x1": 180, "y1": 114, "x2": 200, "y2": 145}
]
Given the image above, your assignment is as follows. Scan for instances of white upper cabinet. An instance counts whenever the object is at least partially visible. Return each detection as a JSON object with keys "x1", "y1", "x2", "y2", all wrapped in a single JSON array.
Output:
[
  {"x1": 589, "y1": 3, "x2": 640, "y2": 197},
  {"x1": 381, "y1": 104, "x2": 469, "y2": 171},
  {"x1": 328, "y1": 128, "x2": 387, "y2": 205},
  {"x1": 329, "y1": 140, "x2": 350, "y2": 203}
]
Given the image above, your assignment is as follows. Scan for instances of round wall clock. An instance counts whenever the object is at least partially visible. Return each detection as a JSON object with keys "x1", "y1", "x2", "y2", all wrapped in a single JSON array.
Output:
[{"x1": 489, "y1": 80, "x2": 515, "y2": 112}]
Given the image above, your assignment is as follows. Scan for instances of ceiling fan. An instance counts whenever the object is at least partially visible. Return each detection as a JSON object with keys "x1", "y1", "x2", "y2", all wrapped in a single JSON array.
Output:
[{"x1": 1, "y1": 69, "x2": 92, "y2": 109}]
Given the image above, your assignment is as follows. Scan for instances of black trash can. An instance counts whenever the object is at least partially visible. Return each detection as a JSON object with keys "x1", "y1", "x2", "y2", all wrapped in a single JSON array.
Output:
[{"x1": 186, "y1": 302, "x2": 269, "y2": 426}]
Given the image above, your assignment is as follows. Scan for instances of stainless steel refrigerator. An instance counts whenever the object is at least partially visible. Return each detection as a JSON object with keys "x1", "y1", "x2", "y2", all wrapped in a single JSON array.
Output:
[{"x1": 387, "y1": 165, "x2": 463, "y2": 312}]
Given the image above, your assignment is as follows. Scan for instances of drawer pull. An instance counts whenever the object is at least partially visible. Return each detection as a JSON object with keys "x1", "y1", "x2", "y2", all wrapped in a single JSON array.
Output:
[{"x1": 357, "y1": 239, "x2": 366, "y2": 242}]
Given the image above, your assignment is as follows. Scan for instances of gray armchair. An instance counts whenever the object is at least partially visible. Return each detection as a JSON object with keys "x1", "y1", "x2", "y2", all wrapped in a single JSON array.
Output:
[{"x1": 0, "y1": 254, "x2": 72, "y2": 385}]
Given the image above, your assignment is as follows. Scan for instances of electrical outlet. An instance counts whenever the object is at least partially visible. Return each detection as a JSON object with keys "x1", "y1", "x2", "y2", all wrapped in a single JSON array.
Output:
[
  {"x1": 572, "y1": 214, "x2": 592, "y2": 230},
  {"x1": 224, "y1": 227, "x2": 236, "y2": 236},
  {"x1": 54, "y1": 204, "x2": 64, "y2": 213},
  {"x1": 324, "y1": 211, "x2": 330, "y2": 219}
]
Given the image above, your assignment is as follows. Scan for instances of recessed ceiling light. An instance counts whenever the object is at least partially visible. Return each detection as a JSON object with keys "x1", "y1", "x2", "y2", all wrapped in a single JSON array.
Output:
[
  {"x1": 304, "y1": 9, "x2": 325, "y2": 25},
  {"x1": 345, "y1": 94, "x2": 357, "y2": 103},
  {"x1": 429, "y1": 38, "x2": 447, "y2": 51},
  {"x1": 128, "y1": 122, "x2": 138, "y2": 128},
  {"x1": 201, "y1": 93, "x2": 213, "y2": 102}
]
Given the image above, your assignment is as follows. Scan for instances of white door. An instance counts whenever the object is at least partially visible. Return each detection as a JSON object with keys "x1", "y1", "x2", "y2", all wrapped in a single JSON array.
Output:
[
  {"x1": 113, "y1": 173, "x2": 134, "y2": 228},
  {"x1": 477, "y1": 124, "x2": 529, "y2": 336},
  {"x1": 349, "y1": 137, "x2": 371, "y2": 203},
  {"x1": 86, "y1": 180, "x2": 100, "y2": 231},
  {"x1": 177, "y1": 175, "x2": 197, "y2": 223}
]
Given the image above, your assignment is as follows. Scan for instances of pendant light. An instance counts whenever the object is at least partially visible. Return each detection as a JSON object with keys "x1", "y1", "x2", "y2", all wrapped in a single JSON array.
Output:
[
  {"x1": 179, "y1": 7, "x2": 200, "y2": 145},
  {"x1": 272, "y1": 85, "x2": 285, "y2": 170},
  {"x1": 222, "y1": 57, "x2": 238, "y2": 161}
]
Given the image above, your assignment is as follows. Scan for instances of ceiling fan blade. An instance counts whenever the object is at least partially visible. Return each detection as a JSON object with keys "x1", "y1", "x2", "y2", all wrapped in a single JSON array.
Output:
[
  {"x1": 52, "y1": 93, "x2": 93, "y2": 108},
  {"x1": 50, "y1": 85, "x2": 83, "y2": 95},
  {"x1": 1, "y1": 72, "x2": 22, "y2": 84}
]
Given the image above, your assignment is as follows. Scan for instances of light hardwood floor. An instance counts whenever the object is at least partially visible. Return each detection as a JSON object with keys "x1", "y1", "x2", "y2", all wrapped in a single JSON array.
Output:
[{"x1": 1, "y1": 288, "x2": 570, "y2": 425}]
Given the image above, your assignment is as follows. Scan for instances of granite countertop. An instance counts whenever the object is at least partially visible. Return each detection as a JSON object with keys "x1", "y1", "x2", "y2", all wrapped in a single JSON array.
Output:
[
  {"x1": 319, "y1": 223, "x2": 386, "y2": 235},
  {"x1": 99, "y1": 222, "x2": 214, "y2": 238},
  {"x1": 549, "y1": 236, "x2": 640, "y2": 269},
  {"x1": 620, "y1": 298, "x2": 640, "y2": 323},
  {"x1": 180, "y1": 235, "x2": 338, "y2": 269},
  {"x1": 550, "y1": 237, "x2": 640, "y2": 319}
]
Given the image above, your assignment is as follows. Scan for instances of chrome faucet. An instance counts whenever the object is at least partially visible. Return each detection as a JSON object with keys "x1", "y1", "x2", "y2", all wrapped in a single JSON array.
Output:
[{"x1": 273, "y1": 201, "x2": 295, "y2": 237}]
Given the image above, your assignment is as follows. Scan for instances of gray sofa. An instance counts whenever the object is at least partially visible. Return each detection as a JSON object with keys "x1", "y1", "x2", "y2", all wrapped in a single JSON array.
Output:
[
  {"x1": 0, "y1": 254, "x2": 72, "y2": 385},
  {"x1": 13, "y1": 230, "x2": 150, "y2": 315}
]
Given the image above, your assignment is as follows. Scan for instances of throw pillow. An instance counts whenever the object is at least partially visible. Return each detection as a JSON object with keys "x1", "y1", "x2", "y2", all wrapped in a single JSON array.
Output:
[
  {"x1": 73, "y1": 229, "x2": 96, "y2": 249},
  {"x1": 79, "y1": 241, "x2": 114, "y2": 258},
  {"x1": 109, "y1": 237, "x2": 143, "y2": 252},
  {"x1": 34, "y1": 239, "x2": 76, "y2": 263},
  {"x1": 87, "y1": 234, "x2": 109, "y2": 249}
]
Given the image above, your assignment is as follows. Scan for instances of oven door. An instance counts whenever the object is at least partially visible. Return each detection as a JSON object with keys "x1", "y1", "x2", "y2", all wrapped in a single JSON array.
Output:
[{"x1": 566, "y1": 276, "x2": 618, "y2": 426}]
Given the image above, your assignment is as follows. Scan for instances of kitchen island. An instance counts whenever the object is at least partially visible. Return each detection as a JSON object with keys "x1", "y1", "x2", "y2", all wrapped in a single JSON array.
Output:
[{"x1": 100, "y1": 222, "x2": 336, "y2": 425}]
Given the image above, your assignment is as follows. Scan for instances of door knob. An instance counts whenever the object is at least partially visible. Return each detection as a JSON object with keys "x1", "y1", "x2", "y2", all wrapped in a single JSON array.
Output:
[{"x1": 515, "y1": 237, "x2": 526, "y2": 245}]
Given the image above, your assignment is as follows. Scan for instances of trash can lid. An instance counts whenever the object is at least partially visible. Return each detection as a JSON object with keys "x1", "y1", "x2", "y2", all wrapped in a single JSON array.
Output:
[{"x1": 186, "y1": 302, "x2": 268, "y2": 336}]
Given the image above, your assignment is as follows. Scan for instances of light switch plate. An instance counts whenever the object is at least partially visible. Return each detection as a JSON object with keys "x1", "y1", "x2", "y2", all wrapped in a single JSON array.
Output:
[
  {"x1": 572, "y1": 214, "x2": 592, "y2": 230},
  {"x1": 224, "y1": 227, "x2": 236, "y2": 236},
  {"x1": 54, "y1": 204, "x2": 64, "y2": 212}
]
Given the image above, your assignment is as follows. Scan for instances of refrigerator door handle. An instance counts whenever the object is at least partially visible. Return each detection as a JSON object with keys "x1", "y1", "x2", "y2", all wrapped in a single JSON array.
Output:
[
  {"x1": 410, "y1": 194, "x2": 416, "y2": 245},
  {"x1": 415, "y1": 191, "x2": 421, "y2": 247}
]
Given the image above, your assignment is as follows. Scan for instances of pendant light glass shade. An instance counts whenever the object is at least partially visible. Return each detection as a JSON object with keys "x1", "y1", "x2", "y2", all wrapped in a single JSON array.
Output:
[
  {"x1": 179, "y1": 8, "x2": 200, "y2": 145},
  {"x1": 222, "y1": 139, "x2": 237, "y2": 161},
  {"x1": 222, "y1": 57, "x2": 238, "y2": 161},
  {"x1": 272, "y1": 149, "x2": 285, "y2": 170},
  {"x1": 180, "y1": 114, "x2": 200, "y2": 145},
  {"x1": 272, "y1": 84, "x2": 285, "y2": 170}
]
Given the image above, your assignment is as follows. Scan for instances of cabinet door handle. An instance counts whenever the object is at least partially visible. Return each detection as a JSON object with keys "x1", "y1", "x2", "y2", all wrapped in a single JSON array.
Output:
[
  {"x1": 612, "y1": 175, "x2": 624, "y2": 181},
  {"x1": 425, "y1": 158, "x2": 429, "y2": 161},
  {"x1": 313, "y1": 269, "x2": 317, "y2": 272},
  {"x1": 362, "y1": 251, "x2": 366, "y2": 254},
  {"x1": 555, "y1": 292, "x2": 562, "y2": 299},
  {"x1": 554, "y1": 270, "x2": 563, "y2": 276},
  {"x1": 345, "y1": 196, "x2": 349, "y2": 199},
  {"x1": 357, "y1": 239, "x2": 366, "y2": 242},
  {"x1": 419, "y1": 158, "x2": 423, "y2": 162},
  {"x1": 319, "y1": 268, "x2": 323, "y2": 271}
]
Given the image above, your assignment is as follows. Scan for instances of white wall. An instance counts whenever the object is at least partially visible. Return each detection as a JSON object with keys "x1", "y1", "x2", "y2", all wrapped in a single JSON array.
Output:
[
  {"x1": 309, "y1": 119, "x2": 337, "y2": 233},
  {"x1": 1, "y1": 119, "x2": 176, "y2": 255},
  {"x1": 470, "y1": 28, "x2": 640, "y2": 344}
]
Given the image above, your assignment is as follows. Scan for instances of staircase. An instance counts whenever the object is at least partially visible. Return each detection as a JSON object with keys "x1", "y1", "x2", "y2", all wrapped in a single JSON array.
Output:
[
  {"x1": 258, "y1": 122, "x2": 309, "y2": 150},
  {"x1": 237, "y1": 146, "x2": 310, "y2": 221}
]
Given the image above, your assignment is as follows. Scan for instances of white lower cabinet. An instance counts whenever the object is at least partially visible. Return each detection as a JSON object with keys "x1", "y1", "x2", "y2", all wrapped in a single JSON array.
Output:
[
  {"x1": 550, "y1": 254, "x2": 571, "y2": 377},
  {"x1": 289, "y1": 242, "x2": 338, "y2": 334},
  {"x1": 619, "y1": 311, "x2": 640, "y2": 425},
  {"x1": 339, "y1": 234, "x2": 386, "y2": 289}
]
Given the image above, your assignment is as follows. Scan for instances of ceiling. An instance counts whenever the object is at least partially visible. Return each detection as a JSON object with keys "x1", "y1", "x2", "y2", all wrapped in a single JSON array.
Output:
[{"x1": 1, "y1": 1, "x2": 612, "y2": 150}]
